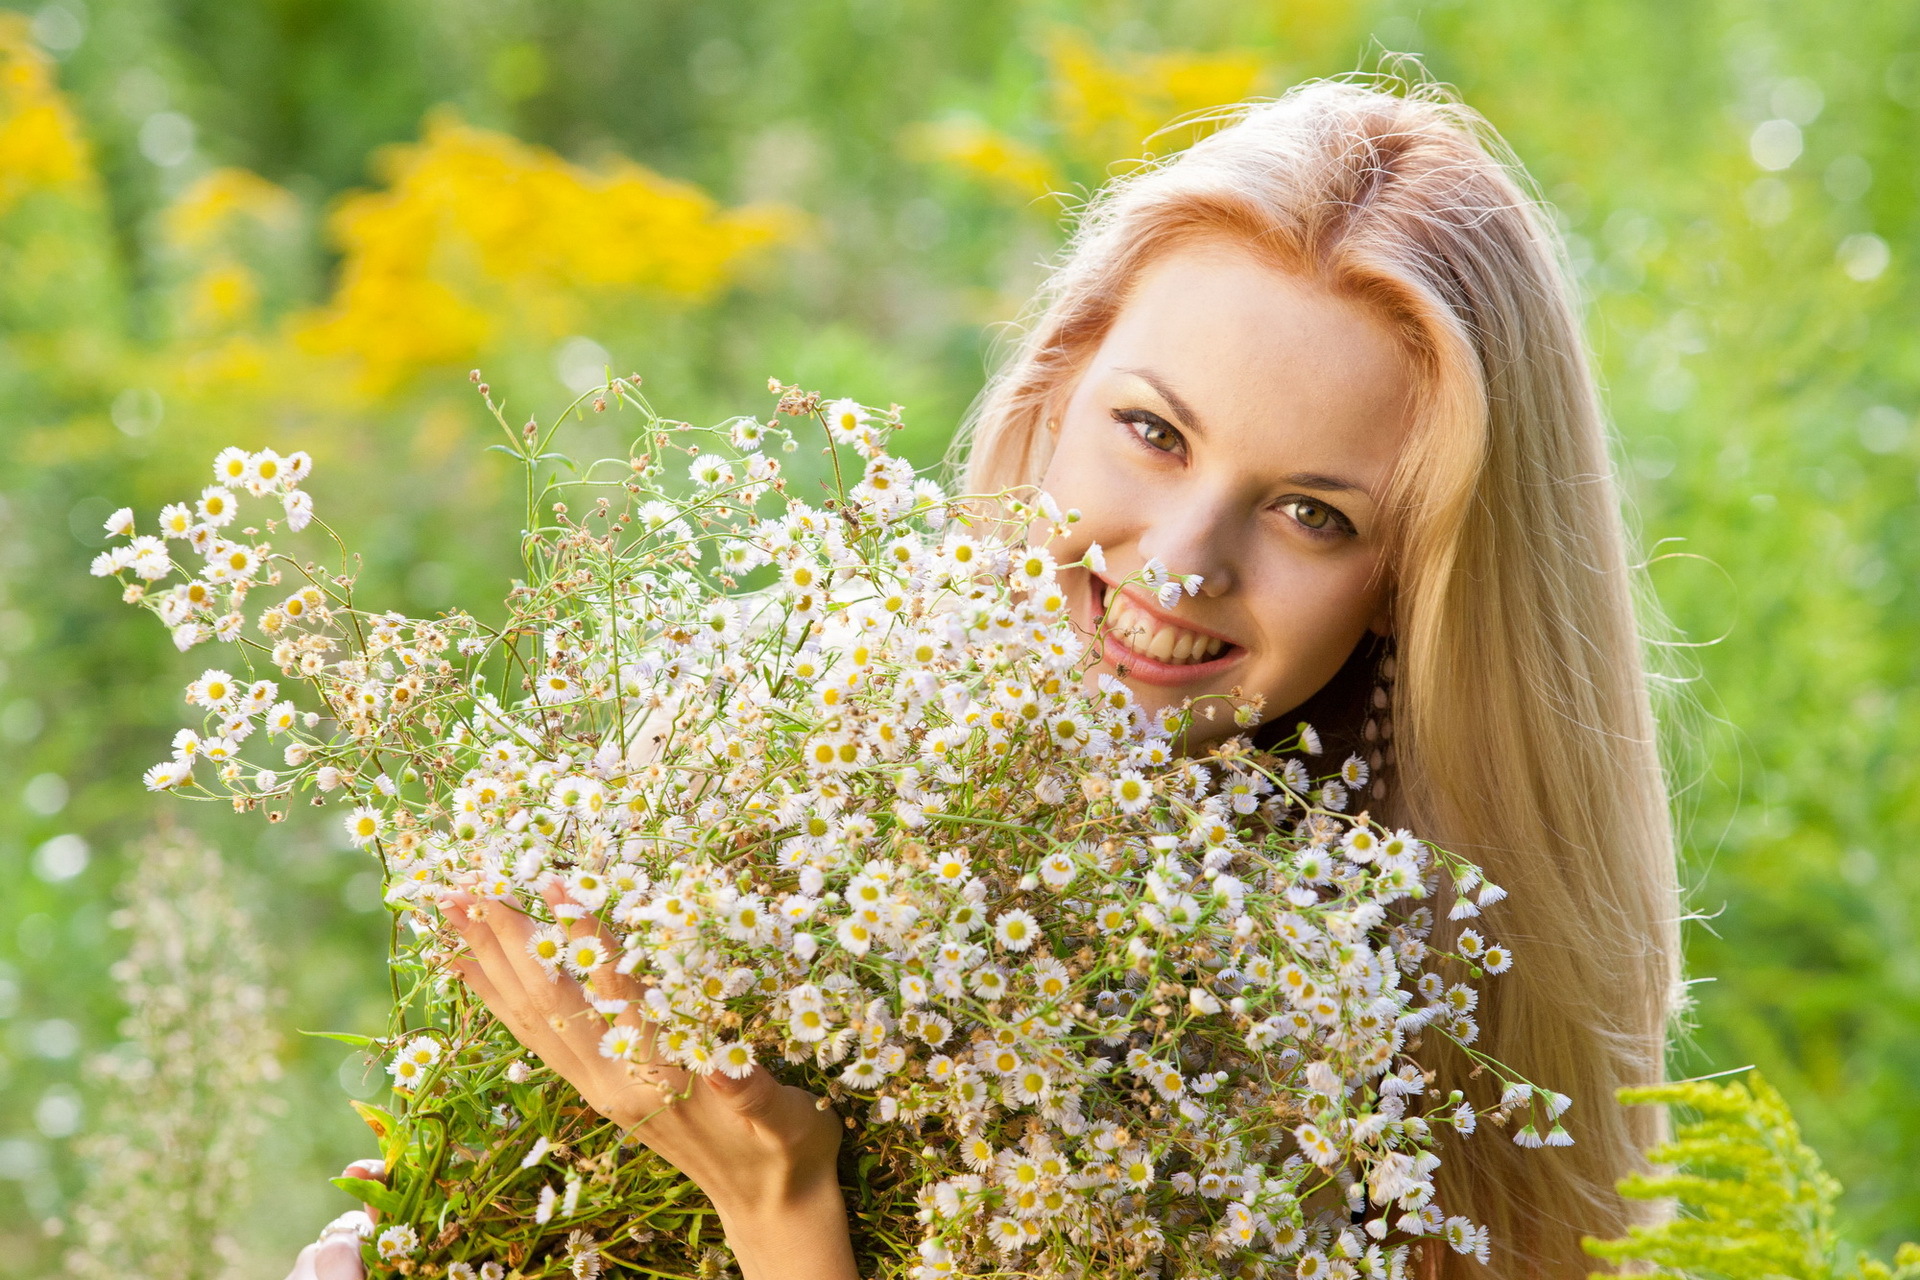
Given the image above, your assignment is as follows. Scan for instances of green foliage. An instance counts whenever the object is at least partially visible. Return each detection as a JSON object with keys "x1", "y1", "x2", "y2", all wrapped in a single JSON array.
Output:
[{"x1": 1586, "y1": 1074, "x2": 1920, "y2": 1280}]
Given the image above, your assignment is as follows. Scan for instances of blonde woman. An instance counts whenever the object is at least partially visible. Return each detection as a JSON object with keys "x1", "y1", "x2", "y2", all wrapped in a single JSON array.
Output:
[{"x1": 289, "y1": 76, "x2": 1680, "y2": 1280}]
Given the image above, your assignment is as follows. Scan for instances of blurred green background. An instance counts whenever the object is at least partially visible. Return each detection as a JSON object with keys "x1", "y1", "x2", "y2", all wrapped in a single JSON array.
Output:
[{"x1": 0, "y1": 0, "x2": 1915, "y2": 1273}]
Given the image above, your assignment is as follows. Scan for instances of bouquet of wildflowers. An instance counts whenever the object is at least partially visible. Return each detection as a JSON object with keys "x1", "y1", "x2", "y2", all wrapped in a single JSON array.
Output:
[{"x1": 91, "y1": 373, "x2": 1567, "y2": 1279}]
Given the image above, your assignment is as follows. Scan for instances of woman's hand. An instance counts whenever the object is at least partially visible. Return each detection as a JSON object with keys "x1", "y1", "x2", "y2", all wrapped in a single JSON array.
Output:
[
  {"x1": 438, "y1": 884, "x2": 856, "y2": 1280},
  {"x1": 282, "y1": 1159, "x2": 384, "y2": 1280}
]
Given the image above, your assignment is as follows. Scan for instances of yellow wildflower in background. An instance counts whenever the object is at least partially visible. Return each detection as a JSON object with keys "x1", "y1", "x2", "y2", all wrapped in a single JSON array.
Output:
[
  {"x1": 919, "y1": 30, "x2": 1266, "y2": 208},
  {"x1": 163, "y1": 167, "x2": 300, "y2": 253},
  {"x1": 0, "y1": 13, "x2": 91, "y2": 215},
  {"x1": 163, "y1": 168, "x2": 302, "y2": 338},
  {"x1": 909, "y1": 118, "x2": 1061, "y2": 203},
  {"x1": 294, "y1": 110, "x2": 794, "y2": 393},
  {"x1": 1050, "y1": 30, "x2": 1265, "y2": 162}
]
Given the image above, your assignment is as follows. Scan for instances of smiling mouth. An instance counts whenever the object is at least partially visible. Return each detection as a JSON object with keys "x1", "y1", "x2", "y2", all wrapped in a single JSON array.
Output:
[{"x1": 1091, "y1": 575, "x2": 1243, "y2": 679}]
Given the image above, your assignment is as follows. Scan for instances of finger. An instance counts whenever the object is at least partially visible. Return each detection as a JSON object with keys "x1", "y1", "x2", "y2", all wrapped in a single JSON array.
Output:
[
  {"x1": 705, "y1": 1070, "x2": 837, "y2": 1154},
  {"x1": 543, "y1": 879, "x2": 613, "y2": 944},
  {"x1": 340, "y1": 1158, "x2": 386, "y2": 1183},
  {"x1": 448, "y1": 890, "x2": 647, "y2": 1069},
  {"x1": 454, "y1": 954, "x2": 676, "y2": 1104},
  {"x1": 446, "y1": 955, "x2": 596, "y2": 1084},
  {"x1": 312, "y1": 1236, "x2": 367, "y2": 1280},
  {"x1": 704, "y1": 1064, "x2": 781, "y2": 1121},
  {"x1": 445, "y1": 888, "x2": 633, "y2": 1017},
  {"x1": 450, "y1": 891, "x2": 595, "y2": 1018},
  {"x1": 339, "y1": 1159, "x2": 386, "y2": 1224},
  {"x1": 442, "y1": 895, "x2": 675, "y2": 1123},
  {"x1": 542, "y1": 881, "x2": 649, "y2": 1006},
  {"x1": 286, "y1": 1241, "x2": 320, "y2": 1280},
  {"x1": 454, "y1": 953, "x2": 686, "y2": 1133},
  {"x1": 441, "y1": 893, "x2": 582, "y2": 1024}
]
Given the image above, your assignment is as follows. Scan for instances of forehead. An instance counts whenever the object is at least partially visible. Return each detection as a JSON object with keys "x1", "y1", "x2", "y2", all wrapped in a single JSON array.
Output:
[{"x1": 1090, "y1": 241, "x2": 1416, "y2": 471}]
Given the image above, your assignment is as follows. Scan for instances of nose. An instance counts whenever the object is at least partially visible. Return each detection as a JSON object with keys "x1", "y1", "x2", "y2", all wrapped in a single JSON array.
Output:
[{"x1": 1134, "y1": 490, "x2": 1238, "y2": 598}]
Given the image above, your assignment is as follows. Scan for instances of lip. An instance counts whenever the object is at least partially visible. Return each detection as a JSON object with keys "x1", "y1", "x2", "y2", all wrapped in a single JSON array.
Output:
[{"x1": 1087, "y1": 574, "x2": 1245, "y2": 687}]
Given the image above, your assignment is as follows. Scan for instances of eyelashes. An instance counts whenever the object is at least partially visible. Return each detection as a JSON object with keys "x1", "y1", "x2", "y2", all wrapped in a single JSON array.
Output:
[
  {"x1": 1108, "y1": 406, "x2": 1360, "y2": 542},
  {"x1": 1113, "y1": 406, "x2": 1183, "y2": 455},
  {"x1": 1278, "y1": 497, "x2": 1357, "y2": 540}
]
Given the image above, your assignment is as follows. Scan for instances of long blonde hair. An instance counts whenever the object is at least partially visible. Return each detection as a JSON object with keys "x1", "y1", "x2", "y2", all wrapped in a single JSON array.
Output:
[{"x1": 955, "y1": 76, "x2": 1681, "y2": 1278}]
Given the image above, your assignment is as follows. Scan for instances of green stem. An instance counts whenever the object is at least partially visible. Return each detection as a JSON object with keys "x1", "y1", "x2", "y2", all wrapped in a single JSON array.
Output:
[{"x1": 399, "y1": 1110, "x2": 450, "y2": 1222}]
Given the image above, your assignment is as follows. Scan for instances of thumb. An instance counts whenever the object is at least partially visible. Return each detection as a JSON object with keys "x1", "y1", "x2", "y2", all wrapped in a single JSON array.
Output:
[
  {"x1": 705, "y1": 1065, "x2": 779, "y2": 1119},
  {"x1": 311, "y1": 1236, "x2": 367, "y2": 1280}
]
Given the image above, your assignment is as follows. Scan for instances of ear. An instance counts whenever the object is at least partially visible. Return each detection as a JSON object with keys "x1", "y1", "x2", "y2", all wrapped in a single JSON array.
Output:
[{"x1": 1042, "y1": 383, "x2": 1079, "y2": 440}]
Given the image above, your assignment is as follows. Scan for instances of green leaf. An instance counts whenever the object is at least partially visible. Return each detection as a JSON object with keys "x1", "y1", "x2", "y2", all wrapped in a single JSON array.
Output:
[
  {"x1": 299, "y1": 1030, "x2": 377, "y2": 1047},
  {"x1": 329, "y1": 1176, "x2": 406, "y2": 1216}
]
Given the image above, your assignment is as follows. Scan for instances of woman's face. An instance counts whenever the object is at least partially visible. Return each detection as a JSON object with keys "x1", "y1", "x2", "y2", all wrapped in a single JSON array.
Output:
[{"x1": 1038, "y1": 241, "x2": 1417, "y2": 743}]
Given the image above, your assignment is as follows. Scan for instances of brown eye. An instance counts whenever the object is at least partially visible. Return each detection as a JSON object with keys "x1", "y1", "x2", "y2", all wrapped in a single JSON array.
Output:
[
  {"x1": 1115, "y1": 408, "x2": 1184, "y2": 454},
  {"x1": 1282, "y1": 496, "x2": 1356, "y2": 537},
  {"x1": 1139, "y1": 419, "x2": 1180, "y2": 452}
]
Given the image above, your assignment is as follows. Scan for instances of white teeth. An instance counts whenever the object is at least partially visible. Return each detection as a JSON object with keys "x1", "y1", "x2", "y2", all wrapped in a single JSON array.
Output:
[{"x1": 1103, "y1": 587, "x2": 1227, "y2": 667}]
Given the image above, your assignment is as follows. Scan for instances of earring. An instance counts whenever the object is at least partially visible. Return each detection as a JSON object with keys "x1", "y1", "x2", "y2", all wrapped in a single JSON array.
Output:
[{"x1": 1362, "y1": 639, "x2": 1395, "y2": 803}]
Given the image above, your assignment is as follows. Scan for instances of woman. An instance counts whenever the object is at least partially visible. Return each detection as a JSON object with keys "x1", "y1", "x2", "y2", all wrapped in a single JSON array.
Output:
[{"x1": 289, "y1": 76, "x2": 1680, "y2": 1280}]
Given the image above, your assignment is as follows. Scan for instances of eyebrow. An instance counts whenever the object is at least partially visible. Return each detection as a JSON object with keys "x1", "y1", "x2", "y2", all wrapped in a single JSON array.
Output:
[
  {"x1": 1119, "y1": 366, "x2": 1207, "y2": 438},
  {"x1": 1280, "y1": 471, "x2": 1368, "y2": 496},
  {"x1": 1117, "y1": 366, "x2": 1374, "y2": 498}
]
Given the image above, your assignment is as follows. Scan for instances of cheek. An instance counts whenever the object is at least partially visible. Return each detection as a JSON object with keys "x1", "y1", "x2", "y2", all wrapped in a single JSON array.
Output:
[
  {"x1": 1243, "y1": 551, "x2": 1385, "y2": 700},
  {"x1": 1036, "y1": 425, "x2": 1141, "y2": 557}
]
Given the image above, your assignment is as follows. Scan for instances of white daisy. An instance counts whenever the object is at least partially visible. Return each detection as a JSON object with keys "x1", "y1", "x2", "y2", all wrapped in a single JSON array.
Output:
[
  {"x1": 598, "y1": 1025, "x2": 644, "y2": 1062},
  {"x1": 563, "y1": 935, "x2": 611, "y2": 979},
  {"x1": 714, "y1": 1040, "x2": 756, "y2": 1079},
  {"x1": 375, "y1": 1224, "x2": 419, "y2": 1260},
  {"x1": 992, "y1": 909, "x2": 1039, "y2": 952},
  {"x1": 212, "y1": 447, "x2": 251, "y2": 487},
  {"x1": 525, "y1": 924, "x2": 566, "y2": 977},
  {"x1": 344, "y1": 806, "x2": 385, "y2": 847},
  {"x1": 1111, "y1": 770, "x2": 1153, "y2": 814}
]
